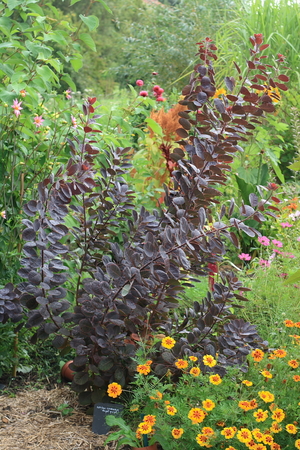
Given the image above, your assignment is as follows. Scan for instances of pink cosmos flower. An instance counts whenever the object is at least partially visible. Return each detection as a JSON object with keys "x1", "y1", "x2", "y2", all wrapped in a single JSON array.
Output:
[
  {"x1": 238, "y1": 253, "x2": 251, "y2": 261},
  {"x1": 65, "y1": 89, "x2": 72, "y2": 100},
  {"x1": 71, "y1": 115, "x2": 77, "y2": 128},
  {"x1": 136, "y1": 79, "x2": 144, "y2": 86},
  {"x1": 280, "y1": 222, "x2": 293, "y2": 228},
  {"x1": 139, "y1": 91, "x2": 148, "y2": 97},
  {"x1": 11, "y1": 99, "x2": 22, "y2": 117},
  {"x1": 259, "y1": 259, "x2": 270, "y2": 267},
  {"x1": 33, "y1": 115, "x2": 44, "y2": 128},
  {"x1": 272, "y1": 239, "x2": 283, "y2": 248},
  {"x1": 258, "y1": 236, "x2": 270, "y2": 246},
  {"x1": 0, "y1": 211, "x2": 6, "y2": 219}
]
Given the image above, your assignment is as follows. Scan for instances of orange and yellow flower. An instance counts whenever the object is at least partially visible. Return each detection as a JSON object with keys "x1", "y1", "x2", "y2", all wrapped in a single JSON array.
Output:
[
  {"x1": 137, "y1": 421, "x2": 152, "y2": 434},
  {"x1": 196, "y1": 433, "x2": 211, "y2": 447},
  {"x1": 237, "y1": 428, "x2": 252, "y2": 443},
  {"x1": 254, "y1": 409, "x2": 269, "y2": 422},
  {"x1": 203, "y1": 354, "x2": 217, "y2": 367},
  {"x1": 270, "y1": 421, "x2": 282, "y2": 433},
  {"x1": 284, "y1": 319, "x2": 294, "y2": 327},
  {"x1": 202, "y1": 426, "x2": 215, "y2": 436},
  {"x1": 261, "y1": 370, "x2": 272, "y2": 378},
  {"x1": 221, "y1": 427, "x2": 236, "y2": 439},
  {"x1": 144, "y1": 415, "x2": 156, "y2": 426},
  {"x1": 209, "y1": 374, "x2": 222, "y2": 385},
  {"x1": 150, "y1": 390, "x2": 163, "y2": 400},
  {"x1": 293, "y1": 375, "x2": 300, "y2": 382},
  {"x1": 286, "y1": 423, "x2": 297, "y2": 434},
  {"x1": 251, "y1": 349, "x2": 264, "y2": 362},
  {"x1": 258, "y1": 390, "x2": 274, "y2": 402},
  {"x1": 137, "y1": 364, "x2": 151, "y2": 375},
  {"x1": 107, "y1": 382, "x2": 122, "y2": 398},
  {"x1": 166, "y1": 405, "x2": 177, "y2": 416},
  {"x1": 161, "y1": 337, "x2": 176, "y2": 349},
  {"x1": 189, "y1": 355, "x2": 198, "y2": 361},
  {"x1": 242, "y1": 380, "x2": 253, "y2": 386},
  {"x1": 271, "y1": 408, "x2": 285, "y2": 422},
  {"x1": 172, "y1": 428, "x2": 184, "y2": 439},
  {"x1": 175, "y1": 359, "x2": 188, "y2": 369},
  {"x1": 202, "y1": 399, "x2": 215, "y2": 411},
  {"x1": 273, "y1": 349, "x2": 287, "y2": 358},
  {"x1": 288, "y1": 359, "x2": 299, "y2": 368},
  {"x1": 295, "y1": 439, "x2": 300, "y2": 449},
  {"x1": 188, "y1": 407, "x2": 206, "y2": 424},
  {"x1": 262, "y1": 434, "x2": 274, "y2": 445},
  {"x1": 190, "y1": 366, "x2": 201, "y2": 377},
  {"x1": 252, "y1": 428, "x2": 264, "y2": 441}
]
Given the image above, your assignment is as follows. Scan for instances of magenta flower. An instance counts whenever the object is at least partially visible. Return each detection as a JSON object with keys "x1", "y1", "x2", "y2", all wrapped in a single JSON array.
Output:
[
  {"x1": 139, "y1": 90, "x2": 148, "y2": 97},
  {"x1": 11, "y1": 99, "x2": 22, "y2": 117},
  {"x1": 238, "y1": 253, "x2": 251, "y2": 261},
  {"x1": 259, "y1": 259, "x2": 270, "y2": 267},
  {"x1": 156, "y1": 96, "x2": 166, "y2": 102},
  {"x1": 33, "y1": 115, "x2": 44, "y2": 128},
  {"x1": 272, "y1": 239, "x2": 283, "y2": 248},
  {"x1": 258, "y1": 236, "x2": 270, "y2": 246},
  {"x1": 71, "y1": 115, "x2": 77, "y2": 128},
  {"x1": 0, "y1": 211, "x2": 6, "y2": 219},
  {"x1": 65, "y1": 88, "x2": 72, "y2": 100},
  {"x1": 136, "y1": 79, "x2": 144, "y2": 86},
  {"x1": 280, "y1": 222, "x2": 293, "y2": 228}
]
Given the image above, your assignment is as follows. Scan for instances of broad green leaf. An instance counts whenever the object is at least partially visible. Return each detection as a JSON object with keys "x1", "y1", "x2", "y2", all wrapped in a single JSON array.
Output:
[
  {"x1": 145, "y1": 117, "x2": 163, "y2": 137},
  {"x1": 79, "y1": 14, "x2": 99, "y2": 31},
  {"x1": 43, "y1": 31, "x2": 68, "y2": 46},
  {"x1": 79, "y1": 33, "x2": 96, "y2": 52},
  {"x1": 37, "y1": 45, "x2": 53, "y2": 60},
  {"x1": 27, "y1": 3, "x2": 44, "y2": 15},
  {"x1": 71, "y1": 0, "x2": 81, "y2": 4},
  {"x1": 284, "y1": 270, "x2": 300, "y2": 285},
  {"x1": 0, "y1": 90, "x2": 17, "y2": 103},
  {"x1": 269, "y1": 159, "x2": 284, "y2": 183},
  {"x1": 0, "y1": 63, "x2": 14, "y2": 77},
  {"x1": 94, "y1": 0, "x2": 112, "y2": 13},
  {"x1": 7, "y1": 0, "x2": 24, "y2": 10},
  {"x1": 47, "y1": 58, "x2": 62, "y2": 73},
  {"x1": 235, "y1": 175, "x2": 255, "y2": 205},
  {"x1": 289, "y1": 160, "x2": 300, "y2": 171},
  {"x1": 0, "y1": 42, "x2": 14, "y2": 50},
  {"x1": 70, "y1": 57, "x2": 83, "y2": 72},
  {"x1": 36, "y1": 65, "x2": 58, "y2": 82},
  {"x1": 61, "y1": 74, "x2": 76, "y2": 92}
]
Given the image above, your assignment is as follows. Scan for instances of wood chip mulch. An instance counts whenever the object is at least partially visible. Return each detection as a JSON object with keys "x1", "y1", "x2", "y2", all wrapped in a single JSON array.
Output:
[{"x1": 0, "y1": 385, "x2": 119, "y2": 450}]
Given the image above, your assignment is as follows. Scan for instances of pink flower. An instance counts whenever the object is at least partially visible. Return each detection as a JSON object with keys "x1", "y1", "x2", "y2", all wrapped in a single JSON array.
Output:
[
  {"x1": 272, "y1": 239, "x2": 283, "y2": 248},
  {"x1": 278, "y1": 273, "x2": 288, "y2": 278},
  {"x1": 136, "y1": 79, "x2": 144, "y2": 86},
  {"x1": 297, "y1": 237, "x2": 300, "y2": 242},
  {"x1": 65, "y1": 89, "x2": 72, "y2": 99},
  {"x1": 71, "y1": 115, "x2": 77, "y2": 128},
  {"x1": 0, "y1": 211, "x2": 6, "y2": 219},
  {"x1": 11, "y1": 99, "x2": 22, "y2": 117},
  {"x1": 238, "y1": 253, "x2": 251, "y2": 261},
  {"x1": 152, "y1": 72, "x2": 158, "y2": 75},
  {"x1": 258, "y1": 236, "x2": 270, "y2": 246},
  {"x1": 33, "y1": 115, "x2": 44, "y2": 128},
  {"x1": 280, "y1": 222, "x2": 293, "y2": 228},
  {"x1": 259, "y1": 259, "x2": 270, "y2": 267},
  {"x1": 156, "y1": 96, "x2": 166, "y2": 102},
  {"x1": 139, "y1": 91, "x2": 148, "y2": 97},
  {"x1": 273, "y1": 249, "x2": 283, "y2": 254}
]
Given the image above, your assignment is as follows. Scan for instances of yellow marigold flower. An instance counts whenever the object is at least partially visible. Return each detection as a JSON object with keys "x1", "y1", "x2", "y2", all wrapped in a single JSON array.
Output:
[
  {"x1": 166, "y1": 405, "x2": 177, "y2": 416},
  {"x1": 137, "y1": 422, "x2": 152, "y2": 434},
  {"x1": 270, "y1": 443, "x2": 281, "y2": 450},
  {"x1": 172, "y1": 428, "x2": 184, "y2": 439},
  {"x1": 295, "y1": 439, "x2": 300, "y2": 449},
  {"x1": 286, "y1": 423, "x2": 298, "y2": 434},
  {"x1": 136, "y1": 428, "x2": 142, "y2": 439},
  {"x1": 288, "y1": 359, "x2": 299, "y2": 368},
  {"x1": 203, "y1": 354, "x2": 217, "y2": 367},
  {"x1": 271, "y1": 408, "x2": 285, "y2": 422},
  {"x1": 221, "y1": 427, "x2": 236, "y2": 439},
  {"x1": 249, "y1": 399, "x2": 258, "y2": 409},
  {"x1": 246, "y1": 440, "x2": 257, "y2": 449},
  {"x1": 251, "y1": 348, "x2": 265, "y2": 361},
  {"x1": 255, "y1": 445, "x2": 267, "y2": 450},
  {"x1": 175, "y1": 359, "x2": 188, "y2": 369},
  {"x1": 213, "y1": 88, "x2": 226, "y2": 99},
  {"x1": 293, "y1": 375, "x2": 300, "y2": 382},
  {"x1": 196, "y1": 433, "x2": 210, "y2": 447},
  {"x1": 242, "y1": 380, "x2": 253, "y2": 386},
  {"x1": 252, "y1": 428, "x2": 264, "y2": 441},
  {"x1": 237, "y1": 428, "x2": 252, "y2": 443},
  {"x1": 262, "y1": 434, "x2": 274, "y2": 445},
  {"x1": 284, "y1": 319, "x2": 294, "y2": 327},
  {"x1": 190, "y1": 366, "x2": 201, "y2": 377},
  {"x1": 239, "y1": 401, "x2": 251, "y2": 411},
  {"x1": 161, "y1": 336, "x2": 176, "y2": 349},
  {"x1": 107, "y1": 382, "x2": 122, "y2": 398},
  {"x1": 209, "y1": 373, "x2": 222, "y2": 385},
  {"x1": 254, "y1": 409, "x2": 269, "y2": 422},
  {"x1": 137, "y1": 364, "x2": 151, "y2": 375},
  {"x1": 202, "y1": 426, "x2": 214, "y2": 436},
  {"x1": 273, "y1": 349, "x2": 287, "y2": 358},
  {"x1": 150, "y1": 390, "x2": 163, "y2": 400},
  {"x1": 225, "y1": 447, "x2": 238, "y2": 450},
  {"x1": 216, "y1": 421, "x2": 226, "y2": 427},
  {"x1": 261, "y1": 370, "x2": 272, "y2": 378},
  {"x1": 270, "y1": 421, "x2": 282, "y2": 433},
  {"x1": 295, "y1": 322, "x2": 300, "y2": 328},
  {"x1": 144, "y1": 415, "x2": 156, "y2": 426},
  {"x1": 130, "y1": 404, "x2": 139, "y2": 412},
  {"x1": 202, "y1": 399, "x2": 215, "y2": 411},
  {"x1": 258, "y1": 390, "x2": 274, "y2": 402},
  {"x1": 189, "y1": 355, "x2": 198, "y2": 361},
  {"x1": 188, "y1": 407, "x2": 206, "y2": 424}
]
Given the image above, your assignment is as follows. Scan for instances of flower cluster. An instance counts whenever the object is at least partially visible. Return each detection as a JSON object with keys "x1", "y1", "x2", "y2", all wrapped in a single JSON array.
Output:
[{"x1": 136, "y1": 78, "x2": 166, "y2": 102}]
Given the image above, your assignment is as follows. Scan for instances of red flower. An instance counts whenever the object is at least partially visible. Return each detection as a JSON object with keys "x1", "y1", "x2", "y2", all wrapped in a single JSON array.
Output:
[
  {"x1": 136, "y1": 79, "x2": 144, "y2": 86},
  {"x1": 139, "y1": 90, "x2": 148, "y2": 97}
]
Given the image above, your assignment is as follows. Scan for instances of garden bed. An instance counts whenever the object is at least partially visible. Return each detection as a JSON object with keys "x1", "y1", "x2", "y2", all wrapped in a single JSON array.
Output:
[{"x1": 0, "y1": 385, "x2": 118, "y2": 450}]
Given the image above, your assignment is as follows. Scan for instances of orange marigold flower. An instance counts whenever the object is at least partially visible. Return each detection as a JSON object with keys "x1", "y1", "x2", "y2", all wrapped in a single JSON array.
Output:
[
  {"x1": 164, "y1": 400, "x2": 170, "y2": 405},
  {"x1": 237, "y1": 428, "x2": 252, "y2": 443},
  {"x1": 225, "y1": 447, "x2": 238, "y2": 450},
  {"x1": 175, "y1": 359, "x2": 188, "y2": 369},
  {"x1": 190, "y1": 366, "x2": 201, "y2": 377},
  {"x1": 262, "y1": 434, "x2": 274, "y2": 445},
  {"x1": 209, "y1": 374, "x2": 222, "y2": 385},
  {"x1": 216, "y1": 421, "x2": 226, "y2": 427},
  {"x1": 203, "y1": 354, "x2": 217, "y2": 367},
  {"x1": 286, "y1": 423, "x2": 297, "y2": 434},
  {"x1": 270, "y1": 443, "x2": 281, "y2": 450},
  {"x1": 288, "y1": 359, "x2": 299, "y2": 368},
  {"x1": 166, "y1": 405, "x2": 177, "y2": 416},
  {"x1": 188, "y1": 407, "x2": 206, "y2": 424},
  {"x1": 107, "y1": 382, "x2": 122, "y2": 398},
  {"x1": 161, "y1": 336, "x2": 176, "y2": 349},
  {"x1": 221, "y1": 427, "x2": 236, "y2": 439},
  {"x1": 242, "y1": 379, "x2": 253, "y2": 386},
  {"x1": 249, "y1": 399, "x2": 258, "y2": 409},
  {"x1": 261, "y1": 370, "x2": 272, "y2": 378},
  {"x1": 293, "y1": 375, "x2": 300, "y2": 382},
  {"x1": 189, "y1": 355, "x2": 198, "y2": 361},
  {"x1": 295, "y1": 322, "x2": 300, "y2": 328},
  {"x1": 273, "y1": 349, "x2": 287, "y2": 358},
  {"x1": 252, "y1": 428, "x2": 264, "y2": 441},
  {"x1": 255, "y1": 445, "x2": 267, "y2": 450},
  {"x1": 145, "y1": 360, "x2": 152, "y2": 365},
  {"x1": 137, "y1": 364, "x2": 151, "y2": 375},
  {"x1": 258, "y1": 390, "x2": 274, "y2": 402},
  {"x1": 270, "y1": 421, "x2": 282, "y2": 433},
  {"x1": 239, "y1": 401, "x2": 251, "y2": 411},
  {"x1": 251, "y1": 349, "x2": 264, "y2": 362},
  {"x1": 202, "y1": 426, "x2": 214, "y2": 436},
  {"x1": 202, "y1": 399, "x2": 215, "y2": 411},
  {"x1": 254, "y1": 409, "x2": 269, "y2": 422},
  {"x1": 137, "y1": 422, "x2": 152, "y2": 434},
  {"x1": 144, "y1": 415, "x2": 156, "y2": 426},
  {"x1": 196, "y1": 433, "x2": 210, "y2": 447},
  {"x1": 271, "y1": 408, "x2": 285, "y2": 422},
  {"x1": 295, "y1": 439, "x2": 300, "y2": 449},
  {"x1": 172, "y1": 428, "x2": 184, "y2": 439},
  {"x1": 246, "y1": 439, "x2": 257, "y2": 449},
  {"x1": 284, "y1": 319, "x2": 294, "y2": 327}
]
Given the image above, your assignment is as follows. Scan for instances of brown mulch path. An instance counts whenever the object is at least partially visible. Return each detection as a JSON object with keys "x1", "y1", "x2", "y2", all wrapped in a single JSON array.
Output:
[{"x1": 0, "y1": 385, "x2": 118, "y2": 450}]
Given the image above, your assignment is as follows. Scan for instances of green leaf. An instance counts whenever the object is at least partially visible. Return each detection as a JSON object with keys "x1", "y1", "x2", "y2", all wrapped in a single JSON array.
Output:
[
  {"x1": 288, "y1": 160, "x2": 300, "y2": 171},
  {"x1": 0, "y1": 89, "x2": 18, "y2": 103},
  {"x1": 36, "y1": 65, "x2": 58, "y2": 82},
  {"x1": 61, "y1": 74, "x2": 76, "y2": 92},
  {"x1": 284, "y1": 270, "x2": 300, "y2": 285},
  {"x1": 269, "y1": 159, "x2": 285, "y2": 183},
  {"x1": 70, "y1": 0, "x2": 81, "y2": 4},
  {"x1": 79, "y1": 14, "x2": 99, "y2": 31},
  {"x1": 79, "y1": 33, "x2": 96, "y2": 52},
  {"x1": 145, "y1": 117, "x2": 163, "y2": 137},
  {"x1": 94, "y1": 0, "x2": 112, "y2": 14},
  {"x1": 70, "y1": 57, "x2": 83, "y2": 72},
  {"x1": 0, "y1": 63, "x2": 14, "y2": 78},
  {"x1": 47, "y1": 58, "x2": 62, "y2": 73},
  {"x1": 7, "y1": 0, "x2": 24, "y2": 10}
]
